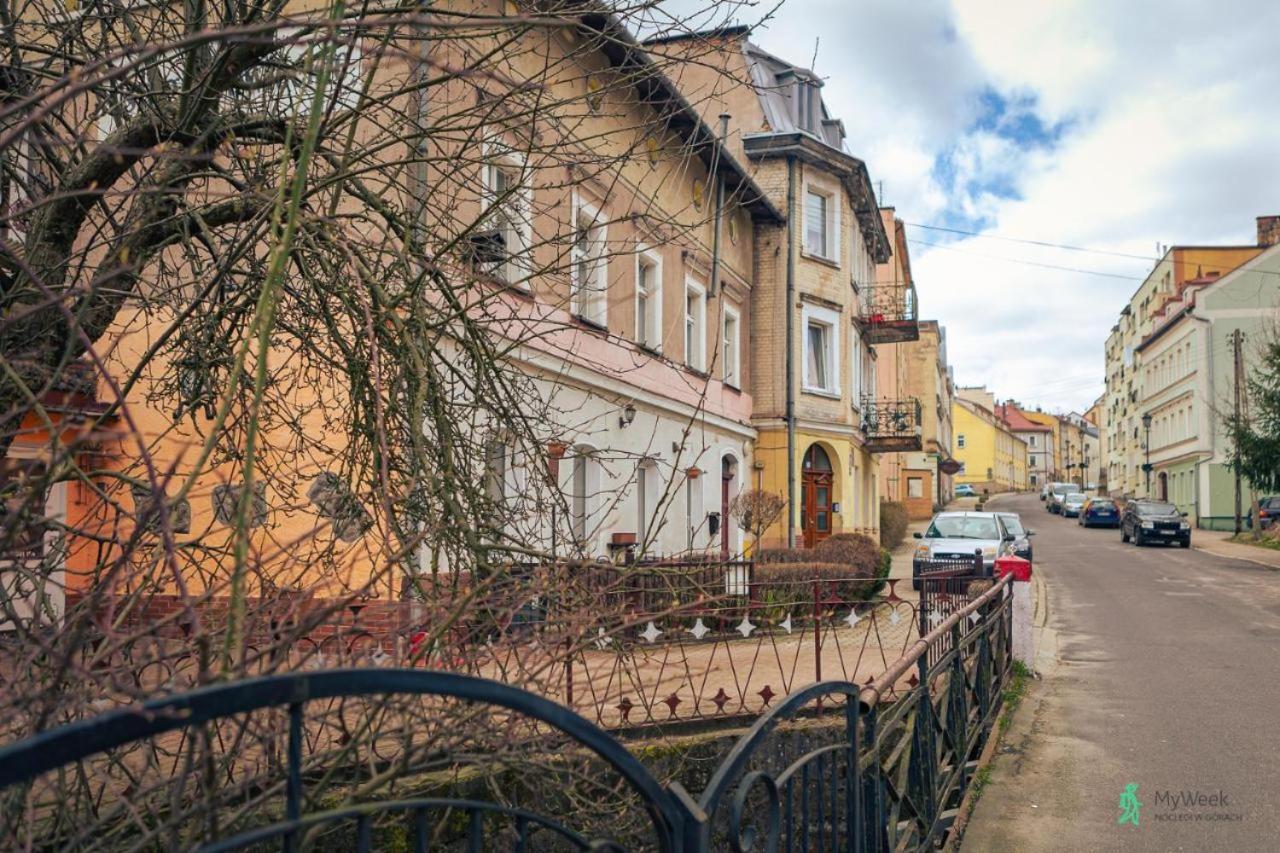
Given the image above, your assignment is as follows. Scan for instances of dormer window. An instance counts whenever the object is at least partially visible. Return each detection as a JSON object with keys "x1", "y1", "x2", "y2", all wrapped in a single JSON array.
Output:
[{"x1": 795, "y1": 80, "x2": 819, "y2": 133}]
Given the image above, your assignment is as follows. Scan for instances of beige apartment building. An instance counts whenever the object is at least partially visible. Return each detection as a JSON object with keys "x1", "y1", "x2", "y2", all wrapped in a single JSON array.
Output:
[
  {"x1": 650, "y1": 29, "x2": 922, "y2": 548},
  {"x1": 890, "y1": 321, "x2": 955, "y2": 519}
]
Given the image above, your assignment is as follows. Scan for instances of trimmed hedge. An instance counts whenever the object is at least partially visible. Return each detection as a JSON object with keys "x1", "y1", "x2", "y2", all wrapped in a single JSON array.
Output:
[
  {"x1": 751, "y1": 533, "x2": 892, "y2": 608},
  {"x1": 879, "y1": 501, "x2": 909, "y2": 549}
]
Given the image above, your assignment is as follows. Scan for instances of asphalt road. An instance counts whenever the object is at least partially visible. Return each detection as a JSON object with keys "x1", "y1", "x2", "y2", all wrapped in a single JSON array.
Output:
[{"x1": 961, "y1": 492, "x2": 1280, "y2": 852}]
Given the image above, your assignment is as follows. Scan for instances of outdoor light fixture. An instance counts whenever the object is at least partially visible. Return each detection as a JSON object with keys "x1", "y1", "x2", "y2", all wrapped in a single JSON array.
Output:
[
  {"x1": 1141, "y1": 412, "x2": 1153, "y2": 495},
  {"x1": 619, "y1": 403, "x2": 636, "y2": 428}
]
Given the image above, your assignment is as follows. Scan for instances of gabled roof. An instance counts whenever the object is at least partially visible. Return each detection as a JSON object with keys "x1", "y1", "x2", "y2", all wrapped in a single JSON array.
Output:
[{"x1": 997, "y1": 404, "x2": 1053, "y2": 432}]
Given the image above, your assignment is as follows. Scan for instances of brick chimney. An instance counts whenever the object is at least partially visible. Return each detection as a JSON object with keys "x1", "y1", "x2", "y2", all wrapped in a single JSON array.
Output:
[{"x1": 1258, "y1": 215, "x2": 1280, "y2": 248}]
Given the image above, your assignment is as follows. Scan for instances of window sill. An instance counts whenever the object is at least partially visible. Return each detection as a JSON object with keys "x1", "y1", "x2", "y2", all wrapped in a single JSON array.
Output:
[
  {"x1": 685, "y1": 365, "x2": 710, "y2": 380},
  {"x1": 801, "y1": 251, "x2": 840, "y2": 270},
  {"x1": 572, "y1": 314, "x2": 609, "y2": 334},
  {"x1": 635, "y1": 342, "x2": 663, "y2": 358},
  {"x1": 802, "y1": 386, "x2": 841, "y2": 400},
  {"x1": 724, "y1": 380, "x2": 742, "y2": 394}
]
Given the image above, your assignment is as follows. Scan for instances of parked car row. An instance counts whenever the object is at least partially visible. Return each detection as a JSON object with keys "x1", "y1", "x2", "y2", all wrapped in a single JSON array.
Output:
[{"x1": 1045, "y1": 486, "x2": 1193, "y2": 548}]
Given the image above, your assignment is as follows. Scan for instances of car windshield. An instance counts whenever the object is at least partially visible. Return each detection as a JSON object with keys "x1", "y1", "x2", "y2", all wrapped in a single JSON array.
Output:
[
  {"x1": 1136, "y1": 501, "x2": 1178, "y2": 515},
  {"x1": 1263, "y1": 497, "x2": 1280, "y2": 509},
  {"x1": 999, "y1": 515, "x2": 1025, "y2": 535},
  {"x1": 1090, "y1": 499, "x2": 1115, "y2": 508},
  {"x1": 1066, "y1": 493, "x2": 1085, "y2": 502},
  {"x1": 926, "y1": 515, "x2": 1000, "y2": 540},
  {"x1": 1052, "y1": 486, "x2": 1071, "y2": 495}
]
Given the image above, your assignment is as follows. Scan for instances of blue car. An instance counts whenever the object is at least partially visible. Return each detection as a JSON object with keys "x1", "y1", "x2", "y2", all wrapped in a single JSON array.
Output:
[{"x1": 1079, "y1": 497, "x2": 1120, "y2": 528}]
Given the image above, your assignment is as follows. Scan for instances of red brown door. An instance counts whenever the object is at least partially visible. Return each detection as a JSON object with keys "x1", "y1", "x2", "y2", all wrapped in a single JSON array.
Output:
[{"x1": 801, "y1": 445, "x2": 834, "y2": 549}]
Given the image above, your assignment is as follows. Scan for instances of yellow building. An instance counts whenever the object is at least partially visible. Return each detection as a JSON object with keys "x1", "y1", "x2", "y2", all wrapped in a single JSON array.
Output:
[{"x1": 953, "y1": 399, "x2": 1028, "y2": 494}]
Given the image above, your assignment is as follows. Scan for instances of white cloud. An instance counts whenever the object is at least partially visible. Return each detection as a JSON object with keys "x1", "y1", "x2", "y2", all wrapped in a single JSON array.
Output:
[
  {"x1": 654, "y1": 0, "x2": 1280, "y2": 411},
  {"x1": 912, "y1": 0, "x2": 1280, "y2": 411}
]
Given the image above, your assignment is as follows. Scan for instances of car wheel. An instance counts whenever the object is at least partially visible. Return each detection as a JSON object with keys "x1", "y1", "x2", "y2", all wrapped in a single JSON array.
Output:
[
  {"x1": 1133, "y1": 532, "x2": 1144, "y2": 547},
  {"x1": 1180, "y1": 539, "x2": 1191, "y2": 549}
]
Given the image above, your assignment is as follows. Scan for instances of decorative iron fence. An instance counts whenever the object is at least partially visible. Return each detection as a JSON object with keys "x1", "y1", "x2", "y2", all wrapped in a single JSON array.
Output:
[{"x1": 0, "y1": 576, "x2": 1014, "y2": 851}]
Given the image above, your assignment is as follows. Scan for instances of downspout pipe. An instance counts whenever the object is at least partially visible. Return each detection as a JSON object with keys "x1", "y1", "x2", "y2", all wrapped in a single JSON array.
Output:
[
  {"x1": 786, "y1": 155, "x2": 797, "y2": 548},
  {"x1": 708, "y1": 114, "x2": 729, "y2": 298}
]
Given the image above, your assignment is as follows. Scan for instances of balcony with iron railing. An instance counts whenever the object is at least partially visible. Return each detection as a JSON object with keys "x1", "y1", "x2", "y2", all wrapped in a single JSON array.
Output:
[
  {"x1": 858, "y1": 281, "x2": 919, "y2": 344},
  {"x1": 860, "y1": 397, "x2": 923, "y2": 453}
]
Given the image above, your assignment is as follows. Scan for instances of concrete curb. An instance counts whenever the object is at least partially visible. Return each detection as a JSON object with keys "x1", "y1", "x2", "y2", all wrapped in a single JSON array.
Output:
[
  {"x1": 942, "y1": 686, "x2": 1022, "y2": 852},
  {"x1": 1191, "y1": 542, "x2": 1280, "y2": 571}
]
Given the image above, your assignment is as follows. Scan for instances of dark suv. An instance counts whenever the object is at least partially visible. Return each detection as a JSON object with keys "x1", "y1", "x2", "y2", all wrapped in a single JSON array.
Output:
[{"x1": 1121, "y1": 500, "x2": 1190, "y2": 548}]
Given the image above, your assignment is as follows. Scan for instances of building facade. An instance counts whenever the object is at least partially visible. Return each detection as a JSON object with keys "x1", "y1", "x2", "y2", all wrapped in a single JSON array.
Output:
[
  {"x1": 953, "y1": 397, "x2": 1028, "y2": 495},
  {"x1": 1133, "y1": 241, "x2": 1280, "y2": 528},
  {"x1": 997, "y1": 404, "x2": 1054, "y2": 489},
  {"x1": 651, "y1": 31, "x2": 921, "y2": 548},
  {"x1": 1102, "y1": 235, "x2": 1267, "y2": 499}
]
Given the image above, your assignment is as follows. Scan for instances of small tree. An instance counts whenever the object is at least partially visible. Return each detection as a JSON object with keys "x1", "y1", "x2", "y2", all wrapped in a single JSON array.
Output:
[
  {"x1": 730, "y1": 488, "x2": 787, "y2": 554},
  {"x1": 1225, "y1": 335, "x2": 1280, "y2": 536}
]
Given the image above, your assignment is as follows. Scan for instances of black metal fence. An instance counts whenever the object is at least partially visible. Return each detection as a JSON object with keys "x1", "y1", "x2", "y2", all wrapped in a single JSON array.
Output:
[{"x1": 0, "y1": 576, "x2": 1014, "y2": 851}]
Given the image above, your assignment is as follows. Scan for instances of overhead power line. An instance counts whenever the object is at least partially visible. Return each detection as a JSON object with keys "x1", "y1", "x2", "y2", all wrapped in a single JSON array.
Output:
[
  {"x1": 906, "y1": 222, "x2": 1158, "y2": 261},
  {"x1": 906, "y1": 237, "x2": 1145, "y2": 280}
]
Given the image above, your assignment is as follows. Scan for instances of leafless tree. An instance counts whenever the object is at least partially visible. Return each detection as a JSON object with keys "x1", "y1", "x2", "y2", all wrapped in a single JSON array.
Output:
[{"x1": 0, "y1": 0, "x2": 779, "y2": 844}]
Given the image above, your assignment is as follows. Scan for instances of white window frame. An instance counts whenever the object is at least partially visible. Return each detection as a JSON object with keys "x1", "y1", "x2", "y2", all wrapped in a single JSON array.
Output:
[
  {"x1": 568, "y1": 445, "x2": 600, "y2": 551},
  {"x1": 570, "y1": 194, "x2": 608, "y2": 325},
  {"x1": 636, "y1": 460, "x2": 658, "y2": 548},
  {"x1": 957, "y1": 434, "x2": 966, "y2": 449},
  {"x1": 802, "y1": 182, "x2": 840, "y2": 264},
  {"x1": 801, "y1": 304, "x2": 840, "y2": 397},
  {"x1": 634, "y1": 245, "x2": 663, "y2": 350},
  {"x1": 684, "y1": 277, "x2": 707, "y2": 372},
  {"x1": 722, "y1": 305, "x2": 741, "y2": 388},
  {"x1": 482, "y1": 139, "x2": 533, "y2": 287},
  {"x1": 850, "y1": 323, "x2": 863, "y2": 402}
]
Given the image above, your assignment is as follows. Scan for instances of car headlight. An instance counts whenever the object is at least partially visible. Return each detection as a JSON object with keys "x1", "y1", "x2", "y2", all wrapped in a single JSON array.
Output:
[
  {"x1": 1180, "y1": 522, "x2": 1190, "y2": 530},
  {"x1": 1141, "y1": 521, "x2": 1155, "y2": 529},
  {"x1": 915, "y1": 545, "x2": 930, "y2": 559},
  {"x1": 982, "y1": 546, "x2": 997, "y2": 558}
]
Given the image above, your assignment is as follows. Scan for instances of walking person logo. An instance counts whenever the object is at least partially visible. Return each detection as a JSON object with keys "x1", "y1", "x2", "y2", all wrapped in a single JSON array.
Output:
[{"x1": 1118, "y1": 783, "x2": 1142, "y2": 826}]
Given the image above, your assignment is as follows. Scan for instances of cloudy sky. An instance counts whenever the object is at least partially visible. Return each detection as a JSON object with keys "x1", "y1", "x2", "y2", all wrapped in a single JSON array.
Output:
[{"x1": 660, "y1": 0, "x2": 1280, "y2": 413}]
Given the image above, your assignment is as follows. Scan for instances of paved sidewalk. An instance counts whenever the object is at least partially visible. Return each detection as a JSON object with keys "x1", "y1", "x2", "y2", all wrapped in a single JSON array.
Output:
[{"x1": 1192, "y1": 528, "x2": 1280, "y2": 569}]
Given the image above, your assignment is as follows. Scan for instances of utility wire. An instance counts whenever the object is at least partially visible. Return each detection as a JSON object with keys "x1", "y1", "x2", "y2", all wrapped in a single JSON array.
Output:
[
  {"x1": 906, "y1": 222, "x2": 1157, "y2": 261},
  {"x1": 907, "y1": 237, "x2": 1145, "y2": 280}
]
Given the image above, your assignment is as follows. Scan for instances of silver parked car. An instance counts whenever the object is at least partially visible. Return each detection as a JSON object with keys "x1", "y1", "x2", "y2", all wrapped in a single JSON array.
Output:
[
  {"x1": 911, "y1": 511, "x2": 1017, "y2": 589},
  {"x1": 1061, "y1": 492, "x2": 1087, "y2": 518}
]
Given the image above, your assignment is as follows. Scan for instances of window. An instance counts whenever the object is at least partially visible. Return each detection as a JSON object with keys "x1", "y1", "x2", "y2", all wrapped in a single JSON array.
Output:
[
  {"x1": 636, "y1": 461, "x2": 656, "y2": 546},
  {"x1": 802, "y1": 305, "x2": 840, "y2": 395},
  {"x1": 850, "y1": 324, "x2": 863, "y2": 401},
  {"x1": 571, "y1": 197, "x2": 607, "y2": 325},
  {"x1": 803, "y1": 187, "x2": 836, "y2": 260},
  {"x1": 569, "y1": 447, "x2": 598, "y2": 549},
  {"x1": 1030, "y1": 436, "x2": 1038, "y2": 448},
  {"x1": 722, "y1": 308, "x2": 741, "y2": 387},
  {"x1": 1030, "y1": 454, "x2": 1037, "y2": 467},
  {"x1": 685, "y1": 471, "x2": 703, "y2": 550},
  {"x1": 907, "y1": 477, "x2": 924, "y2": 499},
  {"x1": 635, "y1": 251, "x2": 662, "y2": 349},
  {"x1": 481, "y1": 143, "x2": 532, "y2": 284},
  {"x1": 957, "y1": 434, "x2": 966, "y2": 449},
  {"x1": 684, "y1": 279, "x2": 707, "y2": 371}
]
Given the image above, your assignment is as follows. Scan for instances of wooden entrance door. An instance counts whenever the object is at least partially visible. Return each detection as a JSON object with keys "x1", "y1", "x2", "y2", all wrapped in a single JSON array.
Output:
[{"x1": 801, "y1": 445, "x2": 834, "y2": 549}]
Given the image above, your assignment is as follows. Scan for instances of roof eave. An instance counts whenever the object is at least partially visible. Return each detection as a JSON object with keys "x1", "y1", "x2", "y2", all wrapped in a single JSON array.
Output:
[{"x1": 741, "y1": 132, "x2": 892, "y2": 262}]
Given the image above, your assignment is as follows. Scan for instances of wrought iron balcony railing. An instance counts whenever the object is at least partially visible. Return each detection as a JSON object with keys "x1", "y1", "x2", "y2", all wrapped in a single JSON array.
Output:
[
  {"x1": 861, "y1": 397, "x2": 924, "y2": 452},
  {"x1": 859, "y1": 282, "x2": 919, "y2": 344}
]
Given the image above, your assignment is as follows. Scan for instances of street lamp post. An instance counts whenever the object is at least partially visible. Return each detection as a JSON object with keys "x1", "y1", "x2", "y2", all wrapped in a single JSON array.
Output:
[{"x1": 1141, "y1": 412, "x2": 1152, "y2": 497}]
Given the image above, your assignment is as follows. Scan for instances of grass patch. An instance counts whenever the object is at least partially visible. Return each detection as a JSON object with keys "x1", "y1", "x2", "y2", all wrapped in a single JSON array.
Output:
[
  {"x1": 999, "y1": 660, "x2": 1032, "y2": 735},
  {"x1": 1229, "y1": 533, "x2": 1280, "y2": 551}
]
